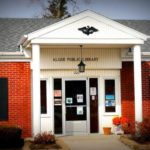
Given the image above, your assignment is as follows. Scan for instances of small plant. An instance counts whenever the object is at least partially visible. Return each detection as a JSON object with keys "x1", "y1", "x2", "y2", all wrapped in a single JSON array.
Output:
[
  {"x1": 112, "y1": 117, "x2": 121, "y2": 126},
  {"x1": 112, "y1": 116, "x2": 130, "y2": 134},
  {"x1": 131, "y1": 118, "x2": 150, "y2": 143},
  {"x1": 34, "y1": 131, "x2": 55, "y2": 144},
  {"x1": 112, "y1": 116, "x2": 129, "y2": 126}
]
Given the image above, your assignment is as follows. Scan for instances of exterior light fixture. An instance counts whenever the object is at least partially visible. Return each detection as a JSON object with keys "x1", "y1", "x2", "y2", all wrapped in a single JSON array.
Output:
[{"x1": 78, "y1": 45, "x2": 86, "y2": 73}]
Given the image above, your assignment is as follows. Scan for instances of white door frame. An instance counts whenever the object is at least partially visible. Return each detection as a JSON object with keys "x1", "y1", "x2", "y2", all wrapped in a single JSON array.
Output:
[{"x1": 62, "y1": 78, "x2": 90, "y2": 135}]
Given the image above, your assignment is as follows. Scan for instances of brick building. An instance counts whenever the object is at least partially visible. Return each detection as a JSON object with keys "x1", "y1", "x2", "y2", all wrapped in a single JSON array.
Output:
[{"x1": 0, "y1": 10, "x2": 150, "y2": 137}]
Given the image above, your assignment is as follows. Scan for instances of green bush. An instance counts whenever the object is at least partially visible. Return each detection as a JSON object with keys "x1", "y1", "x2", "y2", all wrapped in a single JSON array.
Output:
[{"x1": 0, "y1": 125, "x2": 24, "y2": 148}]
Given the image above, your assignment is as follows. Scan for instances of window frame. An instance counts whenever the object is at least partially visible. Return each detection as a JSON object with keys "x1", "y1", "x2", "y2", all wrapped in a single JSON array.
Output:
[
  {"x1": 103, "y1": 77, "x2": 120, "y2": 116},
  {"x1": 104, "y1": 79, "x2": 116, "y2": 113},
  {"x1": 40, "y1": 78, "x2": 50, "y2": 117}
]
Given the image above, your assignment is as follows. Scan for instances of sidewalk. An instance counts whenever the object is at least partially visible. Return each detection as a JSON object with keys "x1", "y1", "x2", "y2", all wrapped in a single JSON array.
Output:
[{"x1": 59, "y1": 134, "x2": 131, "y2": 150}]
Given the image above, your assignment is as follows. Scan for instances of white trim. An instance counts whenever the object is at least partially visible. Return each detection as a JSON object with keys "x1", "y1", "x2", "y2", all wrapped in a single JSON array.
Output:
[
  {"x1": 142, "y1": 52, "x2": 150, "y2": 56},
  {"x1": 18, "y1": 35, "x2": 28, "y2": 46},
  {"x1": 0, "y1": 52, "x2": 24, "y2": 55},
  {"x1": 49, "y1": 77, "x2": 54, "y2": 134},
  {"x1": 62, "y1": 78, "x2": 65, "y2": 135},
  {"x1": 40, "y1": 78, "x2": 51, "y2": 118},
  {"x1": 97, "y1": 77, "x2": 100, "y2": 133},
  {"x1": 133, "y1": 45, "x2": 143, "y2": 122},
  {"x1": 99, "y1": 76, "x2": 121, "y2": 134},
  {"x1": 86, "y1": 78, "x2": 90, "y2": 134},
  {"x1": 31, "y1": 38, "x2": 144, "y2": 45},
  {"x1": 26, "y1": 10, "x2": 148, "y2": 42},
  {"x1": 102, "y1": 77, "x2": 121, "y2": 116},
  {"x1": 32, "y1": 44, "x2": 41, "y2": 135},
  {"x1": 0, "y1": 59, "x2": 31, "y2": 62},
  {"x1": 122, "y1": 58, "x2": 150, "y2": 62}
]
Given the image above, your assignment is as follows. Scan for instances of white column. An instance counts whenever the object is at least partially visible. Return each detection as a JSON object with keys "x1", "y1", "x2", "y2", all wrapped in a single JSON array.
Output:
[
  {"x1": 32, "y1": 44, "x2": 41, "y2": 136},
  {"x1": 133, "y1": 45, "x2": 142, "y2": 122}
]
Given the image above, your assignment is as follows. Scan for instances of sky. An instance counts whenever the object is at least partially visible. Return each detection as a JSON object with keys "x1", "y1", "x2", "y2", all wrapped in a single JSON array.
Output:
[{"x1": 0, "y1": 0, "x2": 150, "y2": 19}]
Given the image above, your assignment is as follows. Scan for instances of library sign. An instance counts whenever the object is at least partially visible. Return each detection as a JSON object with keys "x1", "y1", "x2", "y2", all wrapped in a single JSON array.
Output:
[
  {"x1": 40, "y1": 48, "x2": 121, "y2": 69},
  {"x1": 53, "y1": 57, "x2": 99, "y2": 62}
]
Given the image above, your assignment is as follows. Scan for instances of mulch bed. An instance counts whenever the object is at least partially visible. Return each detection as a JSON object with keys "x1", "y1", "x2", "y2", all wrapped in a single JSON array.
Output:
[
  {"x1": 30, "y1": 141, "x2": 62, "y2": 150},
  {"x1": 120, "y1": 135, "x2": 150, "y2": 150}
]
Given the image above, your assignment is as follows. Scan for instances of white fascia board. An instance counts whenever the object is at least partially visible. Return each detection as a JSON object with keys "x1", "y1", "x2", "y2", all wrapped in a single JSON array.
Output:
[
  {"x1": 31, "y1": 38, "x2": 144, "y2": 44},
  {"x1": 142, "y1": 52, "x2": 150, "y2": 56},
  {"x1": 87, "y1": 11, "x2": 148, "y2": 40},
  {"x1": 0, "y1": 51, "x2": 24, "y2": 56},
  {"x1": 122, "y1": 52, "x2": 150, "y2": 62},
  {"x1": 27, "y1": 15, "x2": 89, "y2": 40},
  {"x1": 27, "y1": 10, "x2": 148, "y2": 41},
  {"x1": 0, "y1": 59, "x2": 31, "y2": 62}
]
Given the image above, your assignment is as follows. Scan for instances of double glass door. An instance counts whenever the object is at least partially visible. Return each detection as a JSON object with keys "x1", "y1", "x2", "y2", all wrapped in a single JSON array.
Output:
[{"x1": 54, "y1": 78, "x2": 99, "y2": 135}]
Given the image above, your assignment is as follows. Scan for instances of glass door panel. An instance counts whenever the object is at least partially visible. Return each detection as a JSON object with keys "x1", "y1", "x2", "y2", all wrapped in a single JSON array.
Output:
[{"x1": 65, "y1": 80, "x2": 87, "y2": 135}]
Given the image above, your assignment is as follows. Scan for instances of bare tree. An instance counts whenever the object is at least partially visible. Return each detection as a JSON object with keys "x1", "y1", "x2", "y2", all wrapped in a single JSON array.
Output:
[{"x1": 43, "y1": 0, "x2": 76, "y2": 19}]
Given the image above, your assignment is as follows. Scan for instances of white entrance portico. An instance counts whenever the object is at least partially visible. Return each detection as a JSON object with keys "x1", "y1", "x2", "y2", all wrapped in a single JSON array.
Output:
[{"x1": 19, "y1": 10, "x2": 148, "y2": 136}]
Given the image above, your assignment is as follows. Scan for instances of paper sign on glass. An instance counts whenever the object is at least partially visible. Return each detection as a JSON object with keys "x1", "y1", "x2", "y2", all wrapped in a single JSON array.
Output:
[
  {"x1": 77, "y1": 94, "x2": 83, "y2": 103},
  {"x1": 66, "y1": 98, "x2": 73, "y2": 104},
  {"x1": 54, "y1": 90, "x2": 62, "y2": 97},
  {"x1": 90, "y1": 87, "x2": 96, "y2": 95},
  {"x1": 54, "y1": 99, "x2": 62, "y2": 105},
  {"x1": 105, "y1": 100, "x2": 115, "y2": 107},
  {"x1": 92, "y1": 95, "x2": 95, "y2": 100},
  {"x1": 77, "y1": 106, "x2": 83, "y2": 115},
  {"x1": 105, "y1": 95, "x2": 115, "y2": 100}
]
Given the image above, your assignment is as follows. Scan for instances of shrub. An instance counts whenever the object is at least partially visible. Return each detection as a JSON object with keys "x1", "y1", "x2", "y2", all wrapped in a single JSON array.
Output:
[
  {"x1": 34, "y1": 131, "x2": 55, "y2": 144},
  {"x1": 131, "y1": 118, "x2": 150, "y2": 143},
  {"x1": 0, "y1": 125, "x2": 24, "y2": 148}
]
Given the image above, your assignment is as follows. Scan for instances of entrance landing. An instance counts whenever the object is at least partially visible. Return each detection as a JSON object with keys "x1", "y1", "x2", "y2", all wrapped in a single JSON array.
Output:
[{"x1": 59, "y1": 135, "x2": 131, "y2": 150}]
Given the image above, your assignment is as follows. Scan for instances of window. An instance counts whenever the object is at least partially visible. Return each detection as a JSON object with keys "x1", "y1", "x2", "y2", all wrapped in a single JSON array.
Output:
[
  {"x1": 40, "y1": 80, "x2": 47, "y2": 114},
  {"x1": 105, "y1": 79, "x2": 116, "y2": 112},
  {"x1": 0, "y1": 78, "x2": 8, "y2": 120}
]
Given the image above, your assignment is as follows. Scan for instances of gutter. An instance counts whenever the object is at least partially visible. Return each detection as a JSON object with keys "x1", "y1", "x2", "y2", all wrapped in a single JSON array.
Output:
[{"x1": 0, "y1": 51, "x2": 24, "y2": 56}]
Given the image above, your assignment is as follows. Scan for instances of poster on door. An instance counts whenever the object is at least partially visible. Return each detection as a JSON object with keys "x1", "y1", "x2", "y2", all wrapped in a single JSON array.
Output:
[
  {"x1": 90, "y1": 87, "x2": 96, "y2": 95},
  {"x1": 77, "y1": 106, "x2": 83, "y2": 115},
  {"x1": 77, "y1": 94, "x2": 83, "y2": 103},
  {"x1": 54, "y1": 90, "x2": 62, "y2": 97},
  {"x1": 66, "y1": 97, "x2": 73, "y2": 104},
  {"x1": 54, "y1": 99, "x2": 62, "y2": 105}
]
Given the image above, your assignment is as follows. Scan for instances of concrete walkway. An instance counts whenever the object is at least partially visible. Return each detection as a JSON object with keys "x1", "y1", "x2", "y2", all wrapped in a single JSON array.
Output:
[{"x1": 59, "y1": 135, "x2": 131, "y2": 150}]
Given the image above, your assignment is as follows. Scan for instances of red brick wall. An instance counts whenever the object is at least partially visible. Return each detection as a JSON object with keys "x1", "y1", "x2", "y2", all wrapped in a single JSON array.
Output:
[
  {"x1": 121, "y1": 62, "x2": 150, "y2": 122},
  {"x1": 121, "y1": 62, "x2": 135, "y2": 123},
  {"x1": 142, "y1": 62, "x2": 150, "y2": 119},
  {"x1": 0, "y1": 62, "x2": 31, "y2": 138}
]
